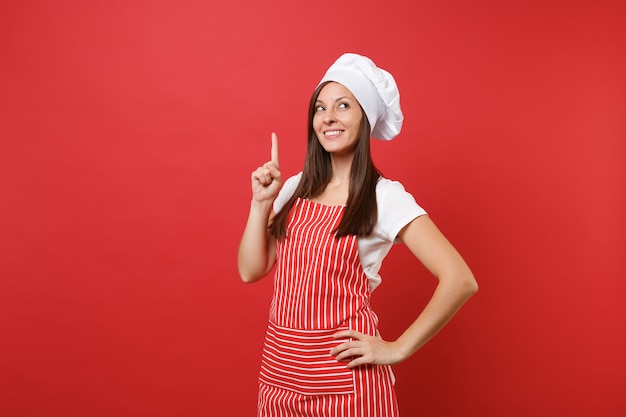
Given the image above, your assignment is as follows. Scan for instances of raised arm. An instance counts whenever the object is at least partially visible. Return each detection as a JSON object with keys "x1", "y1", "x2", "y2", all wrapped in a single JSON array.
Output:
[{"x1": 237, "y1": 133, "x2": 282, "y2": 283}]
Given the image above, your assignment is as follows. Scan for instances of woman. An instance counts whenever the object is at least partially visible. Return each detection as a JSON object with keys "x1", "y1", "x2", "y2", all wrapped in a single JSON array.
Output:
[{"x1": 238, "y1": 53, "x2": 478, "y2": 416}]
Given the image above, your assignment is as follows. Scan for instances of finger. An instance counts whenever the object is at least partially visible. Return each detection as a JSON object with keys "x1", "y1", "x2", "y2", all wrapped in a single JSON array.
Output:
[
  {"x1": 334, "y1": 330, "x2": 360, "y2": 340},
  {"x1": 263, "y1": 161, "x2": 280, "y2": 172},
  {"x1": 346, "y1": 356, "x2": 369, "y2": 369},
  {"x1": 334, "y1": 347, "x2": 361, "y2": 362},
  {"x1": 252, "y1": 168, "x2": 272, "y2": 185},
  {"x1": 271, "y1": 132, "x2": 279, "y2": 168},
  {"x1": 330, "y1": 341, "x2": 352, "y2": 356},
  {"x1": 258, "y1": 163, "x2": 280, "y2": 185}
]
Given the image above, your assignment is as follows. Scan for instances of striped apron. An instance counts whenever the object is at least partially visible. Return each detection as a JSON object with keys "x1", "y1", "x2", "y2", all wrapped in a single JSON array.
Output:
[{"x1": 258, "y1": 198, "x2": 399, "y2": 416}]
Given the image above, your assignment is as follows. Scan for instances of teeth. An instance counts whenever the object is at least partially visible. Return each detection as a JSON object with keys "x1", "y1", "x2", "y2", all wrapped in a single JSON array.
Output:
[{"x1": 325, "y1": 130, "x2": 342, "y2": 136}]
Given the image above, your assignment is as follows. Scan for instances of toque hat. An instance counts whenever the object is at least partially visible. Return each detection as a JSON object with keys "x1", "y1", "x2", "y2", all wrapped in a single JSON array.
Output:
[{"x1": 319, "y1": 53, "x2": 403, "y2": 140}]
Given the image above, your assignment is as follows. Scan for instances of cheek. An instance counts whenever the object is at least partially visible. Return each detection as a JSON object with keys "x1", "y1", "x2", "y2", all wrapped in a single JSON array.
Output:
[
  {"x1": 349, "y1": 110, "x2": 363, "y2": 128},
  {"x1": 312, "y1": 116, "x2": 324, "y2": 140},
  {"x1": 350, "y1": 114, "x2": 363, "y2": 134},
  {"x1": 312, "y1": 114, "x2": 323, "y2": 129}
]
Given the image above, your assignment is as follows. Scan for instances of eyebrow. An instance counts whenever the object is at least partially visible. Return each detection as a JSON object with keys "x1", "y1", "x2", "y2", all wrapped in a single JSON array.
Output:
[{"x1": 316, "y1": 96, "x2": 352, "y2": 104}]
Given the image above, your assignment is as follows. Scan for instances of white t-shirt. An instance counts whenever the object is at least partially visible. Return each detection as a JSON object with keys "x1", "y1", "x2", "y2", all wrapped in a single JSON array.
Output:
[{"x1": 273, "y1": 172, "x2": 427, "y2": 292}]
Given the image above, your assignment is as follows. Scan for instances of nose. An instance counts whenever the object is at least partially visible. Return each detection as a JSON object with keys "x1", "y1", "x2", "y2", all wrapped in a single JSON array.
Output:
[{"x1": 323, "y1": 109, "x2": 336, "y2": 124}]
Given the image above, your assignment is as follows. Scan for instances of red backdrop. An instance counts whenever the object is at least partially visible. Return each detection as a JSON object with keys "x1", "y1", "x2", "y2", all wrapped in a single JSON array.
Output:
[{"x1": 1, "y1": 1, "x2": 625, "y2": 416}]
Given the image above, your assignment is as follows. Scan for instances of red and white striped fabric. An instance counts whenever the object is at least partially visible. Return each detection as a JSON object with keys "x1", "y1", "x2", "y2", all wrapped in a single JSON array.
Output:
[{"x1": 258, "y1": 198, "x2": 399, "y2": 416}]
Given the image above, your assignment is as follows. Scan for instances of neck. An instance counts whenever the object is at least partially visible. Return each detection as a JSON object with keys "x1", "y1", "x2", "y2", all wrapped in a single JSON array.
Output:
[{"x1": 329, "y1": 153, "x2": 353, "y2": 186}]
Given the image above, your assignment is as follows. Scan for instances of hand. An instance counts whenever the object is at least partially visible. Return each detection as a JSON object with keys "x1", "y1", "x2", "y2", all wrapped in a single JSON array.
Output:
[
  {"x1": 330, "y1": 330, "x2": 405, "y2": 368},
  {"x1": 251, "y1": 133, "x2": 282, "y2": 203}
]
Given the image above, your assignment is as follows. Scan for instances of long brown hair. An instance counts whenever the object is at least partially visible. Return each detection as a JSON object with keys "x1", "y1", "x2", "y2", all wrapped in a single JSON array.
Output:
[{"x1": 270, "y1": 81, "x2": 381, "y2": 239}]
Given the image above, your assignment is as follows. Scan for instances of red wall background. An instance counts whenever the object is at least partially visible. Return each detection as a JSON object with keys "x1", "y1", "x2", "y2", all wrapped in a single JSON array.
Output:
[{"x1": 1, "y1": 1, "x2": 624, "y2": 416}]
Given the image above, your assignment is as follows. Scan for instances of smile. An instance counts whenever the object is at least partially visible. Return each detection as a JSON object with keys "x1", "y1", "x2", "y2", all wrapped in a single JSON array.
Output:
[{"x1": 324, "y1": 130, "x2": 344, "y2": 137}]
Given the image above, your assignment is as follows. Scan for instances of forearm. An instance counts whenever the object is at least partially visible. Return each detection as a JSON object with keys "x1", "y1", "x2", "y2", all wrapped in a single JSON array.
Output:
[
  {"x1": 237, "y1": 200, "x2": 276, "y2": 283},
  {"x1": 394, "y1": 271, "x2": 477, "y2": 360},
  {"x1": 330, "y1": 271, "x2": 477, "y2": 368}
]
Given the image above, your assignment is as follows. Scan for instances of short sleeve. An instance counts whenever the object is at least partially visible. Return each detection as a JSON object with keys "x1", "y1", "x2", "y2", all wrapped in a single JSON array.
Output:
[
  {"x1": 273, "y1": 172, "x2": 302, "y2": 213},
  {"x1": 375, "y1": 178, "x2": 427, "y2": 242},
  {"x1": 357, "y1": 178, "x2": 427, "y2": 292}
]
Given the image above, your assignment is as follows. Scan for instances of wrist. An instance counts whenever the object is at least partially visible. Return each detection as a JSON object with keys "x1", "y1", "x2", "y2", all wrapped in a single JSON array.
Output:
[
  {"x1": 392, "y1": 338, "x2": 414, "y2": 363},
  {"x1": 250, "y1": 199, "x2": 274, "y2": 212}
]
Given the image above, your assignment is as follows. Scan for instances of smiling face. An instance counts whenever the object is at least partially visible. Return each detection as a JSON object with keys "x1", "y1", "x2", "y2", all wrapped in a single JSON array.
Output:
[{"x1": 312, "y1": 82, "x2": 364, "y2": 157}]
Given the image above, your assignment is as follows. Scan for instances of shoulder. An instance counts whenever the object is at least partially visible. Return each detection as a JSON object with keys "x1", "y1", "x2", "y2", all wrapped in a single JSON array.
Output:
[
  {"x1": 376, "y1": 176, "x2": 410, "y2": 196},
  {"x1": 375, "y1": 177, "x2": 420, "y2": 206},
  {"x1": 284, "y1": 172, "x2": 303, "y2": 189},
  {"x1": 374, "y1": 176, "x2": 427, "y2": 240},
  {"x1": 273, "y1": 172, "x2": 302, "y2": 213}
]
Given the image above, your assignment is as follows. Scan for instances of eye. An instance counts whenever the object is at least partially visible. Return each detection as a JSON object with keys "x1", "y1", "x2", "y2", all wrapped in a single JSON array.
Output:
[
  {"x1": 315, "y1": 105, "x2": 325, "y2": 112},
  {"x1": 338, "y1": 102, "x2": 349, "y2": 109}
]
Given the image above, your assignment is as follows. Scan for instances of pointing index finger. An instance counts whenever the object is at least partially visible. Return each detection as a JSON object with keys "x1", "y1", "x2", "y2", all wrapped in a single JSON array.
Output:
[{"x1": 271, "y1": 132, "x2": 279, "y2": 168}]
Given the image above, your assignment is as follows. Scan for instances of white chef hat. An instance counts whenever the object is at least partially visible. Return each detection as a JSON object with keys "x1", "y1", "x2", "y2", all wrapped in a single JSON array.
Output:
[{"x1": 318, "y1": 53, "x2": 403, "y2": 140}]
